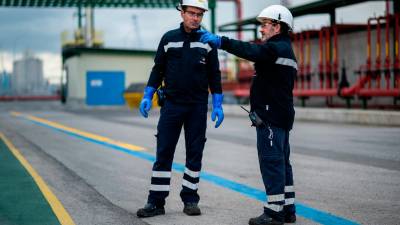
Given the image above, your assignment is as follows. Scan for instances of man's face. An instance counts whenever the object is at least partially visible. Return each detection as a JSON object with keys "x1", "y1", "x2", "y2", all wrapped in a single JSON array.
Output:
[
  {"x1": 181, "y1": 6, "x2": 205, "y2": 32},
  {"x1": 260, "y1": 19, "x2": 280, "y2": 41}
]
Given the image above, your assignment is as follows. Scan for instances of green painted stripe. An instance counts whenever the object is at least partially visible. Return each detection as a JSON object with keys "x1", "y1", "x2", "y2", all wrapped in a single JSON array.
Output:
[{"x1": 0, "y1": 139, "x2": 61, "y2": 225}]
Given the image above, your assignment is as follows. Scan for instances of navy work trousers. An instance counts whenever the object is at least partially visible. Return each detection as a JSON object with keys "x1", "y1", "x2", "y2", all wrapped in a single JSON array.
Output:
[
  {"x1": 256, "y1": 124, "x2": 296, "y2": 222},
  {"x1": 147, "y1": 100, "x2": 207, "y2": 207}
]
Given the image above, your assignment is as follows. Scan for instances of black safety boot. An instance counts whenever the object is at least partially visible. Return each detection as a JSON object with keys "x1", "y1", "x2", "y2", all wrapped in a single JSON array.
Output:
[
  {"x1": 183, "y1": 202, "x2": 201, "y2": 216},
  {"x1": 136, "y1": 203, "x2": 165, "y2": 218},
  {"x1": 248, "y1": 213, "x2": 283, "y2": 225},
  {"x1": 285, "y1": 213, "x2": 296, "y2": 223}
]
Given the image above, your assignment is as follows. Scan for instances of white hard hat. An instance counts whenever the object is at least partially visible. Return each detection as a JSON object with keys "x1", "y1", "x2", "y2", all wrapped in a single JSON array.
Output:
[
  {"x1": 257, "y1": 5, "x2": 293, "y2": 30},
  {"x1": 177, "y1": 0, "x2": 208, "y2": 11}
]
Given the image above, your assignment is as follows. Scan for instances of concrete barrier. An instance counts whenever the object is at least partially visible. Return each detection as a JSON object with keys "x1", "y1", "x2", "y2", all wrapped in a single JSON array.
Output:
[{"x1": 223, "y1": 104, "x2": 400, "y2": 126}]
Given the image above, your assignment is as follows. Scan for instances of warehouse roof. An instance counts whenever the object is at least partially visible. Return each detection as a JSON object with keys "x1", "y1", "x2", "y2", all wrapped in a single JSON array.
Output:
[{"x1": 62, "y1": 47, "x2": 156, "y2": 62}]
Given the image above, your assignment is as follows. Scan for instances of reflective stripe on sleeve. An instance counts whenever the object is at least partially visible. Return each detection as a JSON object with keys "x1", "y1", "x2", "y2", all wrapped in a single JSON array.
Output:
[
  {"x1": 164, "y1": 41, "x2": 184, "y2": 52},
  {"x1": 190, "y1": 42, "x2": 212, "y2": 52},
  {"x1": 275, "y1": 57, "x2": 298, "y2": 70}
]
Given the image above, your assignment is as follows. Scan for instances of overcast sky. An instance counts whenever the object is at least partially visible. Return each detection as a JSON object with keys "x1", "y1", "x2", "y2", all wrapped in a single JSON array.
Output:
[{"x1": 0, "y1": 0, "x2": 387, "y2": 83}]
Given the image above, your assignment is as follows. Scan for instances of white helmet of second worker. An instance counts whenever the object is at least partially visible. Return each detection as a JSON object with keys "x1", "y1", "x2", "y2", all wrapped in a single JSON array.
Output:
[
  {"x1": 257, "y1": 5, "x2": 293, "y2": 30},
  {"x1": 177, "y1": 0, "x2": 208, "y2": 11}
]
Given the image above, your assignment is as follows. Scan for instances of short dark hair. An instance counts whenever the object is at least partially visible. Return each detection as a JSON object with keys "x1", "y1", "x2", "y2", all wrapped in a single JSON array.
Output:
[{"x1": 181, "y1": 5, "x2": 187, "y2": 11}]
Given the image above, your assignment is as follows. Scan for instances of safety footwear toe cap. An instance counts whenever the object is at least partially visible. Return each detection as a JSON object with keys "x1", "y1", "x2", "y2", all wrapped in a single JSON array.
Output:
[
  {"x1": 183, "y1": 202, "x2": 201, "y2": 216},
  {"x1": 136, "y1": 203, "x2": 165, "y2": 218}
]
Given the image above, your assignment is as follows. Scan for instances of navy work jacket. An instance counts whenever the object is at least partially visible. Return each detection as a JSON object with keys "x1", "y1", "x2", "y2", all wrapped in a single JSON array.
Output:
[
  {"x1": 147, "y1": 23, "x2": 222, "y2": 104},
  {"x1": 221, "y1": 33, "x2": 297, "y2": 130}
]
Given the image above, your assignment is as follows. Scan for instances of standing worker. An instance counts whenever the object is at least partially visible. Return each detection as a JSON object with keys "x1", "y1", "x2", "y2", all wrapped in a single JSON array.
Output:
[
  {"x1": 136, "y1": 0, "x2": 224, "y2": 218},
  {"x1": 198, "y1": 5, "x2": 296, "y2": 225}
]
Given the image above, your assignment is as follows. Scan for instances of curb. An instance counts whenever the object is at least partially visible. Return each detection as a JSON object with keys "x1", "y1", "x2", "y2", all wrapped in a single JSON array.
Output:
[{"x1": 223, "y1": 104, "x2": 400, "y2": 126}]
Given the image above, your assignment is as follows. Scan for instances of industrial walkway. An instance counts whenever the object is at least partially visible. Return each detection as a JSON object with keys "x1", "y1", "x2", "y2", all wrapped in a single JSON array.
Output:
[{"x1": 0, "y1": 101, "x2": 399, "y2": 225}]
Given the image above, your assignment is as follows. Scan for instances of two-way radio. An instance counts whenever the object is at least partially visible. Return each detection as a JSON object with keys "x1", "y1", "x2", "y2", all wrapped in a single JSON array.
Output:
[{"x1": 240, "y1": 105, "x2": 264, "y2": 127}]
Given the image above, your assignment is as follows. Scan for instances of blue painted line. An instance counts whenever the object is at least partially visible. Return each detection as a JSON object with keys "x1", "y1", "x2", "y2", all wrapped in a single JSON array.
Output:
[{"x1": 19, "y1": 115, "x2": 359, "y2": 225}]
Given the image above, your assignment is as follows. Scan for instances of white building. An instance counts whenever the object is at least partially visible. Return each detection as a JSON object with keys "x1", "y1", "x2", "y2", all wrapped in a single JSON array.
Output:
[
  {"x1": 62, "y1": 47, "x2": 155, "y2": 105},
  {"x1": 12, "y1": 51, "x2": 45, "y2": 95}
]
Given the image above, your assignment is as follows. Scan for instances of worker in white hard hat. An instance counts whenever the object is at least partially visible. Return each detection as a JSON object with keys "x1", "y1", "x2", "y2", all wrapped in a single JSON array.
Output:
[
  {"x1": 136, "y1": 0, "x2": 224, "y2": 218},
  {"x1": 198, "y1": 4, "x2": 297, "y2": 225}
]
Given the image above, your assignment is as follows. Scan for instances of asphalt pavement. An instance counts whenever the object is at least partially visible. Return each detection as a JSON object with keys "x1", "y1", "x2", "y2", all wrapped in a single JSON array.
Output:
[{"x1": 0, "y1": 101, "x2": 399, "y2": 225}]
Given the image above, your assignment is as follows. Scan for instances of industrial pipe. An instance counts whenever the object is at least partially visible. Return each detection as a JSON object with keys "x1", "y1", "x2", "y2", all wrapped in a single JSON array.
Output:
[
  {"x1": 367, "y1": 17, "x2": 374, "y2": 88},
  {"x1": 293, "y1": 33, "x2": 299, "y2": 89},
  {"x1": 325, "y1": 27, "x2": 331, "y2": 89},
  {"x1": 306, "y1": 31, "x2": 312, "y2": 89},
  {"x1": 333, "y1": 25, "x2": 339, "y2": 89},
  {"x1": 299, "y1": 32, "x2": 305, "y2": 89},
  {"x1": 375, "y1": 16, "x2": 382, "y2": 89},
  {"x1": 384, "y1": 0, "x2": 391, "y2": 90},
  {"x1": 395, "y1": 13, "x2": 400, "y2": 88},
  {"x1": 318, "y1": 29, "x2": 324, "y2": 89},
  {"x1": 340, "y1": 67, "x2": 369, "y2": 96}
]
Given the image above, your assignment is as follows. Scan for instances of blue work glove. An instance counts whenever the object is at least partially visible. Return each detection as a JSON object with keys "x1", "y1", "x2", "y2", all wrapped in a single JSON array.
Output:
[
  {"x1": 197, "y1": 30, "x2": 222, "y2": 49},
  {"x1": 211, "y1": 93, "x2": 224, "y2": 128},
  {"x1": 139, "y1": 86, "x2": 156, "y2": 118}
]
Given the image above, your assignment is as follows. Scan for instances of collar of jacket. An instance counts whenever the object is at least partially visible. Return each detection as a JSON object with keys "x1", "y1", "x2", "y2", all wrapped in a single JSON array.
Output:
[
  {"x1": 179, "y1": 22, "x2": 201, "y2": 38},
  {"x1": 266, "y1": 32, "x2": 291, "y2": 43}
]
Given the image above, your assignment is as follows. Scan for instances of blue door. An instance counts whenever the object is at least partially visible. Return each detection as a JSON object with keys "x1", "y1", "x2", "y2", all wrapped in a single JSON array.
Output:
[{"x1": 86, "y1": 71, "x2": 125, "y2": 105}]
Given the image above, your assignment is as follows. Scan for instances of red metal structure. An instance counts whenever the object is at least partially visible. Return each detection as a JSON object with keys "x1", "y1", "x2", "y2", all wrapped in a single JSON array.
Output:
[
  {"x1": 353, "y1": 6, "x2": 400, "y2": 108},
  {"x1": 220, "y1": 0, "x2": 400, "y2": 108}
]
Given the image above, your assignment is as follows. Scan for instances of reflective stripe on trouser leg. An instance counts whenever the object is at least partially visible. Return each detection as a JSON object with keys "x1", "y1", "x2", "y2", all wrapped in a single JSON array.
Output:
[
  {"x1": 284, "y1": 185, "x2": 295, "y2": 206},
  {"x1": 148, "y1": 170, "x2": 172, "y2": 207},
  {"x1": 284, "y1": 185, "x2": 295, "y2": 213},
  {"x1": 148, "y1": 100, "x2": 184, "y2": 207},
  {"x1": 283, "y1": 130, "x2": 296, "y2": 214},
  {"x1": 150, "y1": 171, "x2": 172, "y2": 191},
  {"x1": 182, "y1": 167, "x2": 200, "y2": 190},
  {"x1": 257, "y1": 125, "x2": 286, "y2": 222},
  {"x1": 265, "y1": 194, "x2": 285, "y2": 214},
  {"x1": 180, "y1": 103, "x2": 207, "y2": 204}
]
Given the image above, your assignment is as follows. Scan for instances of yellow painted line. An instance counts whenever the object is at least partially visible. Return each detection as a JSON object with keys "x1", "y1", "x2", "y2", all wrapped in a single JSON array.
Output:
[
  {"x1": 10, "y1": 111, "x2": 146, "y2": 152},
  {"x1": 0, "y1": 132, "x2": 76, "y2": 225}
]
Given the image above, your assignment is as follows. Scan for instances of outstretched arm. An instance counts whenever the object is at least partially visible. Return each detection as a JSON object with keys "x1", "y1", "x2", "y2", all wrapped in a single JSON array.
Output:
[{"x1": 198, "y1": 30, "x2": 277, "y2": 63}]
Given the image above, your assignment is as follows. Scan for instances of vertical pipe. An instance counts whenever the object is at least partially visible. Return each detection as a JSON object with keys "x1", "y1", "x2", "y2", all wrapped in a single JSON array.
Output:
[
  {"x1": 367, "y1": 18, "x2": 373, "y2": 88},
  {"x1": 293, "y1": 33, "x2": 298, "y2": 90},
  {"x1": 211, "y1": 6, "x2": 216, "y2": 33},
  {"x1": 325, "y1": 27, "x2": 331, "y2": 89},
  {"x1": 375, "y1": 17, "x2": 382, "y2": 89},
  {"x1": 395, "y1": 14, "x2": 400, "y2": 88},
  {"x1": 300, "y1": 32, "x2": 305, "y2": 89},
  {"x1": 296, "y1": 33, "x2": 302, "y2": 89},
  {"x1": 333, "y1": 25, "x2": 339, "y2": 89},
  {"x1": 319, "y1": 29, "x2": 324, "y2": 89},
  {"x1": 77, "y1": 5, "x2": 82, "y2": 29},
  {"x1": 209, "y1": 0, "x2": 216, "y2": 33},
  {"x1": 384, "y1": 12, "x2": 391, "y2": 90},
  {"x1": 85, "y1": 7, "x2": 93, "y2": 47},
  {"x1": 306, "y1": 31, "x2": 312, "y2": 89},
  {"x1": 236, "y1": 0, "x2": 242, "y2": 40}
]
